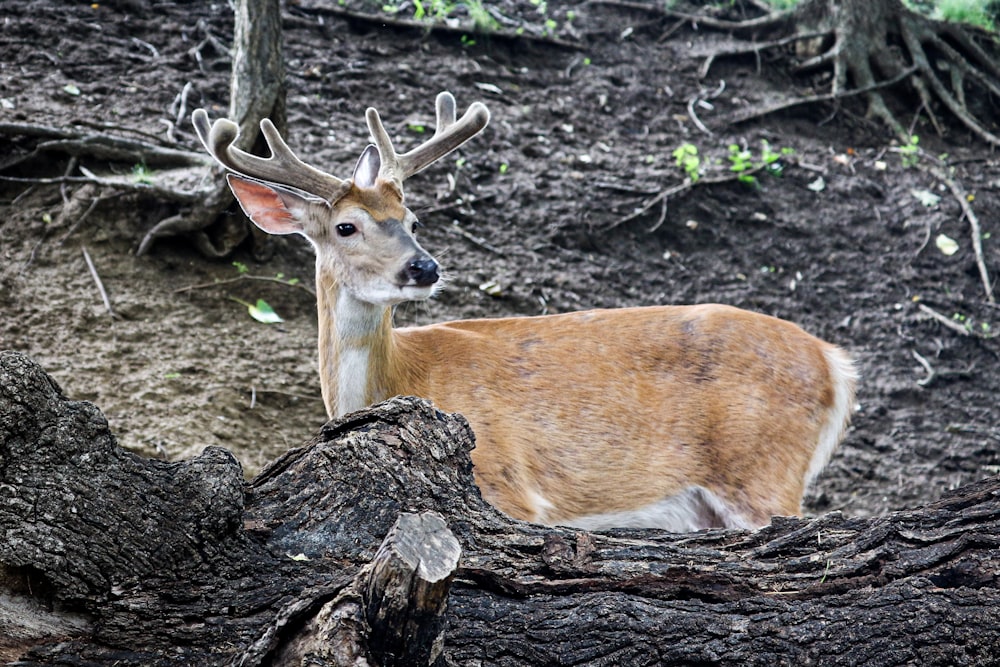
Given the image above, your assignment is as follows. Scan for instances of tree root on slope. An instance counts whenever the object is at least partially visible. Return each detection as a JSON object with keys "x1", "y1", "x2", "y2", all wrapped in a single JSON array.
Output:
[{"x1": 604, "y1": 0, "x2": 1000, "y2": 145}]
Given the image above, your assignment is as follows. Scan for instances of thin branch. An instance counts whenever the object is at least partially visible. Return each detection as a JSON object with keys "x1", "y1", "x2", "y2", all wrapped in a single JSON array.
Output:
[
  {"x1": 81, "y1": 246, "x2": 117, "y2": 319},
  {"x1": 174, "y1": 273, "x2": 316, "y2": 298},
  {"x1": 698, "y1": 30, "x2": 832, "y2": 78},
  {"x1": 606, "y1": 180, "x2": 695, "y2": 230},
  {"x1": 687, "y1": 95, "x2": 714, "y2": 136},
  {"x1": 78, "y1": 166, "x2": 214, "y2": 204},
  {"x1": 915, "y1": 161, "x2": 995, "y2": 304},
  {"x1": 58, "y1": 194, "x2": 105, "y2": 246},
  {"x1": 917, "y1": 303, "x2": 992, "y2": 338},
  {"x1": 911, "y1": 349, "x2": 935, "y2": 387},
  {"x1": 606, "y1": 164, "x2": 766, "y2": 231},
  {"x1": 0, "y1": 122, "x2": 209, "y2": 167},
  {"x1": 941, "y1": 174, "x2": 994, "y2": 304}
]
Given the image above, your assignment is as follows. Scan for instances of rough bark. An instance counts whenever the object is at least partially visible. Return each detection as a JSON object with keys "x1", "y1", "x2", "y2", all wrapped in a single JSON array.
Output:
[{"x1": 1, "y1": 350, "x2": 999, "y2": 666}]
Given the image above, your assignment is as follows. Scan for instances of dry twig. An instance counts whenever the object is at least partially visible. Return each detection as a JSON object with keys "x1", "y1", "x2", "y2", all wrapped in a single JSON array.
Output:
[
  {"x1": 917, "y1": 303, "x2": 991, "y2": 338},
  {"x1": 81, "y1": 246, "x2": 117, "y2": 319},
  {"x1": 606, "y1": 164, "x2": 767, "y2": 230},
  {"x1": 174, "y1": 272, "x2": 316, "y2": 298}
]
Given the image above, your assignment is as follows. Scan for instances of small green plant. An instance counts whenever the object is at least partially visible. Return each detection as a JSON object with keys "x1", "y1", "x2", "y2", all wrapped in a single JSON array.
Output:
[
  {"x1": 400, "y1": 0, "x2": 499, "y2": 32},
  {"x1": 728, "y1": 143, "x2": 757, "y2": 184},
  {"x1": 951, "y1": 311, "x2": 992, "y2": 335},
  {"x1": 131, "y1": 163, "x2": 153, "y2": 184},
  {"x1": 900, "y1": 134, "x2": 921, "y2": 168},
  {"x1": 760, "y1": 140, "x2": 794, "y2": 176},
  {"x1": 672, "y1": 143, "x2": 701, "y2": 182},
  {"x1": 466, "y1": 0, "x2": 500, "y2": 31},
  {"x1": 673, "y1": 139, "x2": 793, "y2": 185},
  {"x1": 759, "y1": 0, "x2": 801, "y2": 8}
]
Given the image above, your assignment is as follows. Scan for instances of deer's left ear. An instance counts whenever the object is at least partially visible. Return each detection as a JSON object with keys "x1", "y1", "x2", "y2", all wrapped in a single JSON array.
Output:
[
  {"x1": 226, "y1": 174, "x2": 324, "y2": 236},
  {"x1": 352, "y1": 145, "x2": 381, "y2": 189}
]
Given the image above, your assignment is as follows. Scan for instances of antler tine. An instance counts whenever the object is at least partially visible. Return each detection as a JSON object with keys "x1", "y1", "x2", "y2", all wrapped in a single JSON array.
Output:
[
  {"x1": 365, "y1": 92, "x2": 490, "y2": 187},
  {"x1": 191, "y1": 108, "x2": 349, "y2": 201}
]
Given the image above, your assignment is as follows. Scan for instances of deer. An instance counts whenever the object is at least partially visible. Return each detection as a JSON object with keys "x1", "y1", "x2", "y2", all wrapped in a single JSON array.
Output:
[{"x1": 191, "y1": 92, "x2": 856, "y2": 532}]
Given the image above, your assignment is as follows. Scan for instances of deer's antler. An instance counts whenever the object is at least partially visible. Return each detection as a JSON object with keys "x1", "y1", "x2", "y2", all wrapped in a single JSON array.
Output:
[
  {"x1": 365, "y1": 92, "x2": 490, "y2": 188},
  {"x1": 192, "y1": 109, "x2": 352, "y2": 202}
]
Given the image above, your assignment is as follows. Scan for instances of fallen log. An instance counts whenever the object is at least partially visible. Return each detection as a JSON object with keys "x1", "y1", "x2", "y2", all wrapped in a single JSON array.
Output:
[{"x1": 1, "y1": 350, "x2": 998, "y2": 665}]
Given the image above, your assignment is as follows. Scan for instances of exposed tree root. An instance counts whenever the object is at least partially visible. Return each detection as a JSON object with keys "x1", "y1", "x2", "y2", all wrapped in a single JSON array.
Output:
[
  {"x1": 0, "y1": 122, "x2": 233, "y2": 255},
  {"x1": 601, "y1": 0, "x2": 1000, "y2": 146}
]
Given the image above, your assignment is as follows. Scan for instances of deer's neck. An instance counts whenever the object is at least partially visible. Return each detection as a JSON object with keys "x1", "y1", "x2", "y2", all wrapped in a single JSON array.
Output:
[{"x1": 316, "y1": 273, "x2": 404, "y2": 418}]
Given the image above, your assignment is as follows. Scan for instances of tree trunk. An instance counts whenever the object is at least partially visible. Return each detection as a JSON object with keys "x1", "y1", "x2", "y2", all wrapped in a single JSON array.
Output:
[
  {"x1": 137, "y1": 0, "x2": 286, "y2": 257},
  {"x1": 1, "y1": 350, "x2": 999, "y2": 666},
  {"x1": 230, "y1": 0, "x2": 286, "y2": 140}
]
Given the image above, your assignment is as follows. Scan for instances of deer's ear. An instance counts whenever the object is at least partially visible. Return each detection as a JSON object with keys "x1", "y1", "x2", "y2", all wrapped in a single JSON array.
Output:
[
  {"x1": 352, "y1": 144, "x2": 381, "y2": 189},
  {"x1": 226, "y1": 174, "x2": 321, "y2": 236}
]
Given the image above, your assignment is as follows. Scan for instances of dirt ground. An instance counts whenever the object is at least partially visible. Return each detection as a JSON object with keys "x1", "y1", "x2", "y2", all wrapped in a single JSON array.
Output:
[{"x1": 2, "y1": 0, "x2": 998, "y2": 522}]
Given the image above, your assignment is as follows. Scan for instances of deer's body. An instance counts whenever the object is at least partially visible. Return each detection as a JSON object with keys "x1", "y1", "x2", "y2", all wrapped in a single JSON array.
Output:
[
  {"x1": 194, "y1": 92, "x2": 856, "y2": 532},
  {"x1": 321, "y1": 279, "x2": 854, "y2": 529}
]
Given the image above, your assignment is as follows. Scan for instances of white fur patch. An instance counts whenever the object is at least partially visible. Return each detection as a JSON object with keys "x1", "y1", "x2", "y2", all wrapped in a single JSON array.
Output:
[
  {"x1": 527, "y1": 489, "x2": 557, "y2": 524},
  {"x1": 332, "y1": 291, "x2": 382, "y2": 417},
  {"x1": 560, "y1": 486, "x2": 754, "y2": 532},
  {"x1": 336, "y1": 346, "x2": 371, "y2": 416},
  {"x1": 806, "y1": 346, "x2": 858, "y2": 486}
]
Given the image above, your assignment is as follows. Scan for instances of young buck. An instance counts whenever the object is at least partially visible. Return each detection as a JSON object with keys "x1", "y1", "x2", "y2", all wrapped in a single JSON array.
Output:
[{"x1": 192, "y1": 92, "x2": 856, "y2": 532}]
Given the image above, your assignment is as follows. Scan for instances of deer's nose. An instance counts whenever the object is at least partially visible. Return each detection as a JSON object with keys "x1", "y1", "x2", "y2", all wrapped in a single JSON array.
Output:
[{"x1": 405, "y1": 257, "x2": 439, "y2": 287}]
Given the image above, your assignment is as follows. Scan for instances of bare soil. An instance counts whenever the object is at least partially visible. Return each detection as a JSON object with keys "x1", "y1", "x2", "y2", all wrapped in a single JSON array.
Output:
[{"x1": 2, "y1": 0, "x2": 999, "y2": 520}]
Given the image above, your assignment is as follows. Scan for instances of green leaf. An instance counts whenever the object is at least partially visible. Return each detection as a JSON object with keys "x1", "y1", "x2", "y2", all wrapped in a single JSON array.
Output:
[{"x1": 248, "y1": 299, "x2": 284, "y2": 324}]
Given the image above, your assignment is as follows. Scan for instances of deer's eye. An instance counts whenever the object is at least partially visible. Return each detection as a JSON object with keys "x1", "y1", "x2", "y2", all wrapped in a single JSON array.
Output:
[
  {"x1": 336, "y1": 223, "x2": 357, "y2": 237},
  {"x1": 412, "y1": 219, "x2": 424, "y2": 230}
]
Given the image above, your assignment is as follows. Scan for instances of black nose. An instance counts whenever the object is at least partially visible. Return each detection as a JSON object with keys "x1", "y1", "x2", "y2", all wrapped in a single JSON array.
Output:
[{"x1": 405, "y1": 258, "x2": 439, "y2": 287}]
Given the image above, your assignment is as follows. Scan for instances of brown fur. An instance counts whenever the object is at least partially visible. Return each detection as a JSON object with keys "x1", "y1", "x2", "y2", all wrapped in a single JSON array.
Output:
[{"x1": 350, "y1": 304, "x2": 852, "y2": 526}]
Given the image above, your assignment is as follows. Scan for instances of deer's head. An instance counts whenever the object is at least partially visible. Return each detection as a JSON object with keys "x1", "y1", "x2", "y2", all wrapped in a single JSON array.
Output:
[{"x1": 192, "y1": 93, "x2": 490, "y2": 306}]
